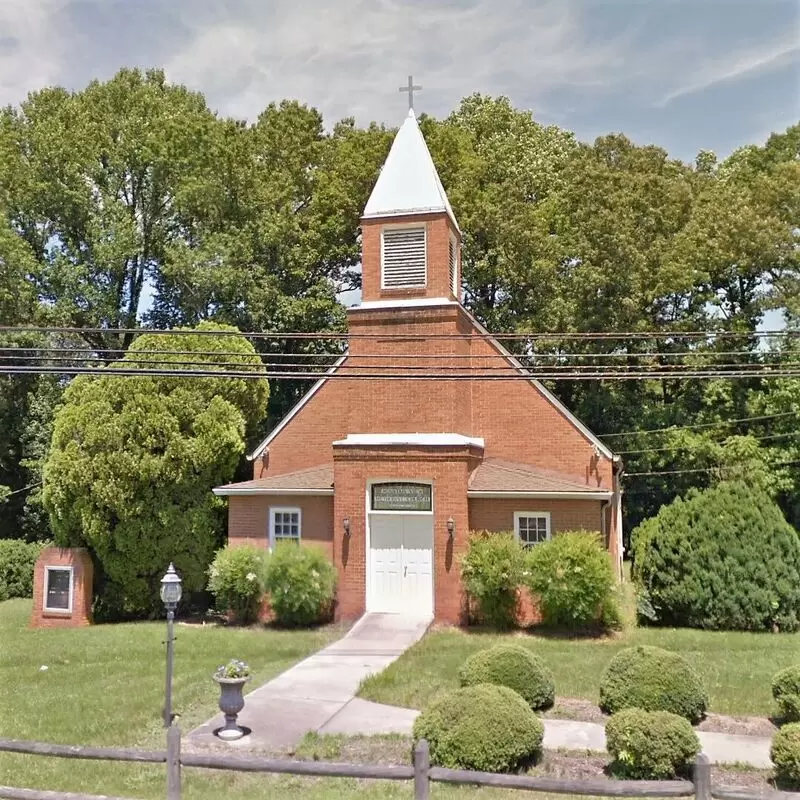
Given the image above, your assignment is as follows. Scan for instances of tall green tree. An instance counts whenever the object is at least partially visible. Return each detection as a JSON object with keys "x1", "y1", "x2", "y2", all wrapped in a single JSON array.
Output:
[{"x1": 42, "y1": 323, "x2": 268, "y2": 618}]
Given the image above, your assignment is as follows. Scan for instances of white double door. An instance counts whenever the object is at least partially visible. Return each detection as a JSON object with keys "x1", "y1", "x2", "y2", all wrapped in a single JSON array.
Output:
[{"x1": 368, "y1": 514, "x2": 433, "y2": 616}]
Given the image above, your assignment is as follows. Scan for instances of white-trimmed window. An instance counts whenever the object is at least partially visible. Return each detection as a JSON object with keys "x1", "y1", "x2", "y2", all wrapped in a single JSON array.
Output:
[
  {"x1": 449, "y1": 234, "x2": 459, "y2": 298},
  {"x1": 269, "y1": 507, "x2": 302, "y2": 548},
  {"x1": 381, "y1": 226, "x2": 427, "y2": 288},
  {"x1": 514, "y1": 512, "x2": 551, "y2": 547},
  {"x1": 44, "y1": 566, "x2": 73, "y2": 613}
]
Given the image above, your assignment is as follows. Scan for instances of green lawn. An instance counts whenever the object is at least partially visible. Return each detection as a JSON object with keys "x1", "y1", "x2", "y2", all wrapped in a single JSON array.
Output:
[
  {"x1": 358, "y1": 623, "x2": 800, "y2": 717},
  {"x1": 0, "y1": 599, "x2": 598, "y2": 799}
]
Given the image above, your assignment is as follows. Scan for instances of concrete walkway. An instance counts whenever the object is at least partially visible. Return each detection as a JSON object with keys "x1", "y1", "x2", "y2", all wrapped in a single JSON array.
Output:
[
  {"x1": 189, "y1": 613, "x2": 430, "y2": 751},
  {"x1": 321, "y1": 698, "x2": 774, "y2": 769}
]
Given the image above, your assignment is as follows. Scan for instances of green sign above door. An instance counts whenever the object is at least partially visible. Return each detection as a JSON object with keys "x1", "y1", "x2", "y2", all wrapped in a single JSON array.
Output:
[{"x1": 371, "y1": 482, "x2": 432, "y2": 512}]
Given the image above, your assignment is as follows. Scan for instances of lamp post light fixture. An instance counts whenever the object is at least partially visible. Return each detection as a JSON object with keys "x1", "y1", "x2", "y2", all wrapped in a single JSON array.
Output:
[
  {"x1": 160, "y1": 563, "x2": 182, "y2": 728},
  {"x1": 447, "y1": 517, "x2": 455, "y2": 538},
  {"x1": 343, "y1": 517, "x2": 351, "y2": 536}
]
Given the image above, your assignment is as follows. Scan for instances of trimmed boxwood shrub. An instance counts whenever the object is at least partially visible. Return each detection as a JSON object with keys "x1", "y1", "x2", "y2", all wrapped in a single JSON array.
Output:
[
  {"x1": 524, "y1": 530, "x2": 619, "y2": 629},
  {"x1": 599, "y1": 645, "x2": 708, "y2": 722},
  {"x1": 459, "y1": 643, "x2": 555, "y2": 710},
  {"x1": 460, "y1": 531, "x2": 526, "y2": 629},
  {"x1": 631, "y1": 481, "x2": 800, "y2": 631},
  {"x1": 0, "y1": 539, "x2": 45, "y2": 601},
  {"x1": 773, "y1": 666, "x2": 800, "y2": 722},
  {"x1": 412, "y1": 684, "x2": 544, "y2": 772},
  {"x1": 606, "y1": 708, "x2": 700, "y2": 779},
  {"x1": 264, "y1": 543, "x2": 336, "y2": 627},
  {"x1": 771, "y1": 722, "x2": 800, "y2": 787},
  {"x1": 207, "y1": 544, "x2": 268, "y2": 624}
]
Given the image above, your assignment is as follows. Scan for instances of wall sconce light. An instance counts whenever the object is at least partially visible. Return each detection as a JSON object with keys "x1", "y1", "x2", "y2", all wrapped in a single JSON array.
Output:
[
  {"x1": 447, "y1": 517, "x2": 455, "y2": 538},
  {"x1": 343, "y1": 517, "x2": 351, "y2": 536}
]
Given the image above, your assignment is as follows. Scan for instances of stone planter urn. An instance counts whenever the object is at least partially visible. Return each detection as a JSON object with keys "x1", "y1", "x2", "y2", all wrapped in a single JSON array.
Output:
[{"x1": 213, "y1": 661, "x2": 251, "y2": 741}]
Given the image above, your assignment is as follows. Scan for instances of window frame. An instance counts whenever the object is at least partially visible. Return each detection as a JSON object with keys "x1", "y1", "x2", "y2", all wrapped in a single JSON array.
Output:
[
  {"x1": 44, "y1": 565, "x2": 74, "y2": 613},
  {"x1": 268, "y1": 506, "x2": 302, "y2": 549},
  {"x1": 513, "y1": 511, "x2": 552, "y2": 547},
  {"x1": 380, "y1": 223, "x2": 427, "y2": 289}
]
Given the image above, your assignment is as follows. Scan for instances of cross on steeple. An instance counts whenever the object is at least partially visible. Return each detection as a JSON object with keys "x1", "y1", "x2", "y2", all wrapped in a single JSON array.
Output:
[{"x1": 399, "y1": 75, "x2": 422, "y2": 111}]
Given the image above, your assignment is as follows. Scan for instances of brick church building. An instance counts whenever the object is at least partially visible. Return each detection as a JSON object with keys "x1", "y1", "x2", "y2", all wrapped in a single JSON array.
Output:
[{"x1": 214, "y1": 109, "x2": 622, "y2": 624}]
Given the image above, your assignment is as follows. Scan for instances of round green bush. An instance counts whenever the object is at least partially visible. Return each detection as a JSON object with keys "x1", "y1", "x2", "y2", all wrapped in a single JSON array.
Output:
[
  {"x1": 606, "y1": 708, "x2": 700, "y2": 779},
  {"x1": 631, "y1": 481, "x2": 800, "y2": 632},
  {"x1": 773, "y1": 666, "x2": 800, "y2": 722},
  {"x1": 460, "y1": 531, "x2": 526, "y2": 629},
  {"x1": 459, "y1": 643, "x2": 555, "y2": 710},
  {"x1": 0, "y1": 539, "x2": 45, "y2": 601},
  {"x1": 412, "y1": 684, "x2": 544, "y2": 772},
  {"x1": 771, "y1": 723, "x2": 800, "y2": 787},
  {"x1": 264, "y1": 542, "x2": 336, "y2": 627},
  {"x1": 524, "y1": 530, "x2": 619, "y2": 629},
  {"x1": 599, "y1": 645, "x2": 708, "y2": 722},
  {"x1": 207, "y1": 544, "x2": 269, "y2": 624}
]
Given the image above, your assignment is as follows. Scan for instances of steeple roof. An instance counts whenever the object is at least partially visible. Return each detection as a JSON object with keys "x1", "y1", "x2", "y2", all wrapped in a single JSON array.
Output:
[{"x1": 363, "y1": 109, "x2": 460, "y2": 232}]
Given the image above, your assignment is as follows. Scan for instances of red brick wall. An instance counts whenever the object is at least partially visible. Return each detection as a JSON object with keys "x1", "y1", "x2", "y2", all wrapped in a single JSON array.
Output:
[
  {"x1": 468, "y1": 498, "x2": 605, "y2": 539},
  {"x1": 361, "y1": 214, "x2": 460, "y2": 303},
  {"x1": 228, "y1": 495, "x2": 334, "y2": 558},
  {"x1": 332, "y1": 445, "x2": 476, "y2": 624},
  {"x1": 30, "y1": 547, "x2": 93, "y2": 628}
]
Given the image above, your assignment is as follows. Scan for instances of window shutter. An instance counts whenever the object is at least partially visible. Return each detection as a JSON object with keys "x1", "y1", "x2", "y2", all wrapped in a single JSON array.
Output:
[
  {"x1": 382, "y1": 227, "x2": 426, "y2": 288},
  {"x1": 449, "y1": 237, "x2": 458, "y2": 297}
]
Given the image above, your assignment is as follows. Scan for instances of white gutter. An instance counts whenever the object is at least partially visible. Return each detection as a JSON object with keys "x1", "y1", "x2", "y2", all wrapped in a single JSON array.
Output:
[{"x1": 213, "y1": 487, "x2": 335, "y2": 497}]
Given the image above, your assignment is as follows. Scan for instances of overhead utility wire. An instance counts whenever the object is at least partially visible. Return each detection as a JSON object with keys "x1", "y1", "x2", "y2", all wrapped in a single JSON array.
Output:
[
  {"x1": 623, "y1": 459, "x2": 800, "y2": 478},
  {"x1": 3, "y1": 365, "x2": 800, "y2": 381},
  {"x1": 600, "y1": 411, "x2": 800, "y2": 439},
  {"x1": 0, "y1": 346, "x2": 792, "y2": 361},
  {"x1": 1, "y1": 325, "x2": 797, "y2": 342},
  {"x1": 4, "y1": 353, "x2": 800, "y2": 374},
  {"x1": 617, "y1": 429, "x2": 800, "y2": 455}
]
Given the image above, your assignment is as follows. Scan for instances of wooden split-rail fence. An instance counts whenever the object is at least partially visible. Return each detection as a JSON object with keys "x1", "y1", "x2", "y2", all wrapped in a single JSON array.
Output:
[{"x1": 0, "y1": 727, "x2": 796, "y2": 800}]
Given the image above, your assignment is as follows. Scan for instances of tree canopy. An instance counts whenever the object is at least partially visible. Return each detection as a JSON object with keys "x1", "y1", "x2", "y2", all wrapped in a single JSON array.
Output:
[{"x1": 41, "y1": 323, "x2": 268, "y2": 617}]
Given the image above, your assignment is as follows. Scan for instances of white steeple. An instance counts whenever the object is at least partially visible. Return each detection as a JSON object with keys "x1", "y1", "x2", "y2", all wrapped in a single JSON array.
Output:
[{"x1": 363, "y1": 109, "x2": 460, "y2": 233}]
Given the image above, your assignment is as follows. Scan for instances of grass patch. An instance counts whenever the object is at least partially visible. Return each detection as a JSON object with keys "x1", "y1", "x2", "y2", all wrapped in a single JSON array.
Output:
[{"x1": 358, "y1": 623, "x2": 800, "y2": 717}]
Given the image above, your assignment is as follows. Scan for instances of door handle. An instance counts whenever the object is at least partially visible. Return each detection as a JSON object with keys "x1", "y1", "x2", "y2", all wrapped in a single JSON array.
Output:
[{"x1": 404, "y1": 565, "x2": 407, "y2": 577}]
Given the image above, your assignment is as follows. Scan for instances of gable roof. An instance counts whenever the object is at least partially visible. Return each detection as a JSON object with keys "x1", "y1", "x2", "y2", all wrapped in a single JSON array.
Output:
[
  {"x1": 469, "y1": 459, "x2": 611, "y2": 497},
  {"x1": 362, "y1": 109, "x2": 460, "y2": 233},
  {"x1": 213, "y1": 465, "x2": 334, "y2": 496}
]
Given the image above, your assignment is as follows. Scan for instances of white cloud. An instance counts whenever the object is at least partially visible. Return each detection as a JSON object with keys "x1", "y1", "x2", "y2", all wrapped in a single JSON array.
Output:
[
  {"x1": 657, "y1": 37, "x2": 800, "y2": 107},
  {"x1": 0, "y1": 1, "x2": 72, "y2": 105},
  {"x1": 165, "y1": 0, "x2": 630, "y2": 125}
]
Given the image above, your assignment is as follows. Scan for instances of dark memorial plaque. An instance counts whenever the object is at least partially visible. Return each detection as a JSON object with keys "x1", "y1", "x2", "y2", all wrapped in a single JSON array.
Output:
[
  {"x1": 372, "y1": 482, "x2": 432, "y2": 512},
  {"x1": 45, "y1": 568, "x2": 72, "y2": 611}
]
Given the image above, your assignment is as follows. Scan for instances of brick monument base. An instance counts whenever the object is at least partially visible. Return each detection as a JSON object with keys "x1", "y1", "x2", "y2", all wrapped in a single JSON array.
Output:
[{"x1": 31, "y1": 547, "x2": 94, "y2": 628}]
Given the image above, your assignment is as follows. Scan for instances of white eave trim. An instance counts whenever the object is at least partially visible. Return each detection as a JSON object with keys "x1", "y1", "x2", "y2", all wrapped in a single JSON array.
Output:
[
  {"x1": 333, "y1": 433, "x2": 485, "y2": 448},
  {"x1": 361, "y1": 207, "x2": 461, "y2": 233},
  {"x1": 350, "y1": 297, "x2": 457, "y2": 312},
  {"x1": 468, "y1": 490, "x2": 613, "y2": 500},
  {"x1": 213, "y1": 487, "x2": 335, "y2": 497},
  {"x1": 247, "y1": 354, "x2": 348, "y2": 461},
  {"x1": 461, "y1": 308, "x2": 615, "y2": 461}
]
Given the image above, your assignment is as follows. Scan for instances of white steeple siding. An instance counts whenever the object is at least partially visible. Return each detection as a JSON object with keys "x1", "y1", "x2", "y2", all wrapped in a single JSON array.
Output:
[{"x1": 363, "y1": 109, "x2": 460, "y2": 233}]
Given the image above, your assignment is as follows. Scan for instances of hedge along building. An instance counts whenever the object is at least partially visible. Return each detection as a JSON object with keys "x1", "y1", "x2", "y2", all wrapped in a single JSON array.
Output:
[{"x1": 213, "y1": 108, "x2": 622, "y2": 625}]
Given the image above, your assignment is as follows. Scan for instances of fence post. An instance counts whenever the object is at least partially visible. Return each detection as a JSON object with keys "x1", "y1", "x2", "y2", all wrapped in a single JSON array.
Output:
[
  {"x1": 413, "y1": 738, "x2": 430, "y2": 800},
  {"x1": 167, "y1": 724, "x2": 181, "y2": 800},
  {"x1": 693, "y1": 752, "x2": 711, "y2": 800}
]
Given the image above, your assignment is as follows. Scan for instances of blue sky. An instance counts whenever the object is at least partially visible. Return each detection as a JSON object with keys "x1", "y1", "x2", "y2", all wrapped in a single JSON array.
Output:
[{"x1": 0, "y1": 0, "x2": 797, "y2": 163}]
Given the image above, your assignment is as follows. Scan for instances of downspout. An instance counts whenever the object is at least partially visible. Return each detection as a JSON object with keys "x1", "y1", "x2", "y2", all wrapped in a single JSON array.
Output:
[{"x1": 612, "y1": 455, "x2": 624, "y2": 581}]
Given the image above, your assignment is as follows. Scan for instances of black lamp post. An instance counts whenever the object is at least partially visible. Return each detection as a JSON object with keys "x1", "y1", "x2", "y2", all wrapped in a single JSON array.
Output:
[{"x1": 160, "y1": 563, "x2": 182, "y2": 728}]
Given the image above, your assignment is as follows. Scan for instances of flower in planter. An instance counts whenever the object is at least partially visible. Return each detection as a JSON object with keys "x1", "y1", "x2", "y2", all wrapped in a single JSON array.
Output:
[{"x1": 215, "y1": 659, "x2": 251, "y2": 680}]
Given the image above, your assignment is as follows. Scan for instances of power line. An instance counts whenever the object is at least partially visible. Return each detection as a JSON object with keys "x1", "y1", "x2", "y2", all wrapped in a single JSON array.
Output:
[
  {"x1": 1, "y1": 325, "x2": 797, "y2": 342},
  {"x1": 3, "y1": 365, "x2": 800, "y2": 381},
  {"x1": 623, "y1": 459, "x2": 800, "y2": 477},
  {"x1": 600, "y1": 411, "x2": 800, "y2": 439},
  {"x1": 617, "y1": 429, "x2": 800, "y2": 455}
]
